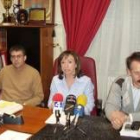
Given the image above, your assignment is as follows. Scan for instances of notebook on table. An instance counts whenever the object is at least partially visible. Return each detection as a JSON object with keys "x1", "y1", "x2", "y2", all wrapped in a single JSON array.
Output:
[{"x1": 0, "y1": 100, "x2": 23, "y2": 115}]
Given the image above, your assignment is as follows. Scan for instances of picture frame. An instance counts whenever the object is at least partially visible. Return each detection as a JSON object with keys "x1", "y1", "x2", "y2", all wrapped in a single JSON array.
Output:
[
  {"x1": 19, "y1": 0, "x2": 55, "y2": 24},
  {"x1": 28, "y1": 8, "x2": 46, "y2": 25}
]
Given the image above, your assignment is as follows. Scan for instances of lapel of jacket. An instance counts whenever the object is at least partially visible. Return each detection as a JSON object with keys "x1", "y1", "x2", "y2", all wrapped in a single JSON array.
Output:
[{"x1": 123, "y1": 76, "x2": 134, "y2": 112}]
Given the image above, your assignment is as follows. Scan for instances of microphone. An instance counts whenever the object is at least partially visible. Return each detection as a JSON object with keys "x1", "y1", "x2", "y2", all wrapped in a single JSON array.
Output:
[
  {"x1": 77, "y1": 94, "x2": 87, "y2": 107},
  {"x1": 73, "y1": 105, "x2": 84, "y2": 126},
  {"x1": 64, "y1": 95, "x2": 76, "y2": 129},
  {"x1": 62, "y1": 94, "x2": 87, "y2": 138},
  {"x1": 52, "y1": 93, "x2": 63, "y2": 134},
  {"x1": 73, "y1": 94, "x2": 87, "y2": 126},
  {"x1": 52, "y1": 93, "x2": 63, "y2": 125}
]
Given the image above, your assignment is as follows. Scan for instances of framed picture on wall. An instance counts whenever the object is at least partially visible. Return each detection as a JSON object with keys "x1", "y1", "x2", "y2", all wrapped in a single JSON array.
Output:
[
  {"x1": 20, "y1": 0, "x2": 55, "y2": 24},
  {"x1": 28, "y1": 8, "x2": 46, "y2": 25}
]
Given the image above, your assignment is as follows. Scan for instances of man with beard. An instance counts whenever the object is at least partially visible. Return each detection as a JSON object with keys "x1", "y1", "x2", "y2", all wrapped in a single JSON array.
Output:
[
  {"x1": 105, "y1": 52, "x2": 140, "y2": 130},
  {"x1": 0, "y1": 45, "x2": 44, "y2": 106}
]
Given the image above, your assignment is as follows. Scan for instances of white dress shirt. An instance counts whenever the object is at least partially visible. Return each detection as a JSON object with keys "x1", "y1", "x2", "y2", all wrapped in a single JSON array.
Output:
[{"x1": 48, "y1": 75, "x2": 95, "y2": 115}]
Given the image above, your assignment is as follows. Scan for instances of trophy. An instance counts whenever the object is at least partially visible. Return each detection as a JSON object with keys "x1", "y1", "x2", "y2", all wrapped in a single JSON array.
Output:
[{"x1": 1, "y1": 0, "x2": 13, "y2": 23}]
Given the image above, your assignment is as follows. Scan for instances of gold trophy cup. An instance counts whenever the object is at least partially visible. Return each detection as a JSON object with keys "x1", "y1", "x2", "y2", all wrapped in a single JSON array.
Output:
[{"x1": 1, "y1": 0, "x2": 13, "y2": 23}]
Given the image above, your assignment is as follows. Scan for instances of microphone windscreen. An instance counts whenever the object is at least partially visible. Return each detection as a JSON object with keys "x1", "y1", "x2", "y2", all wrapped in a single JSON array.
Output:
[
  {"x1": 52, "y1": 93, "x2": 63, "y2": 102},
  {"x1": 64, "y1": 95, "x2": 76, "y2": 115},
  {"x1": 77, "y1": 94, "x2": 87, "y2": 107},
  {"x1": 66, "y1": 94, "x2": 76, "y2": 105}
]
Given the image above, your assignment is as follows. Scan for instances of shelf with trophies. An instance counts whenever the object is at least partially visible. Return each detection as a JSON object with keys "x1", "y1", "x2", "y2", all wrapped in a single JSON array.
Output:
[{"x1": 0, "y1": 0, "x2": 55, "y2": 100}]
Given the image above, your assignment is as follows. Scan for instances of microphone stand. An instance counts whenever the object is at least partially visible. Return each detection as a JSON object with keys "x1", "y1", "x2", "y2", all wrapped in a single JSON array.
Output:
[
  {"x1": 63, "y1": 112, "x2": 71, "y2": 131},
  {"x1": 53, "y1": 110, "x2": 61, "y2": 134},
  {"x1": 65, "y1": 116, "x2": 87, "y2": 136},
  {"x1": 59, "y1": 116, "x2": 87, "y2": 140}
]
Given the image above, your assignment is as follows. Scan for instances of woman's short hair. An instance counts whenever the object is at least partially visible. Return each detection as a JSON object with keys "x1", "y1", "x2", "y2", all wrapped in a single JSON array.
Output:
[
  {"x1": 126, "y1": 52, "x2": 140, "y2": 70},
  {"x1": 57, "y1": 50, "x2": 83, "y2": 79}
]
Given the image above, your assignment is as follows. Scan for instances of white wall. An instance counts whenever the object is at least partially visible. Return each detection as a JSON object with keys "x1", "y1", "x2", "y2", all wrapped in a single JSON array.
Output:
[{"x1": 53, "y1": 0, "x2": 66, "y2": 60}]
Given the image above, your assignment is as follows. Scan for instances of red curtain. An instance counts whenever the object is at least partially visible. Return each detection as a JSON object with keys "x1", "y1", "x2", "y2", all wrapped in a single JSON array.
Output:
[{"x1": 60, "y1": 0, "x2": 111, "y2": 55}]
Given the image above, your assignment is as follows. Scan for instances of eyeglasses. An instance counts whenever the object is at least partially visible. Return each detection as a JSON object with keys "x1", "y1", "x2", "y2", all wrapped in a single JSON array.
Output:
[{"x1": 10, "y1": 55, "x2": 24, "y2": 59}]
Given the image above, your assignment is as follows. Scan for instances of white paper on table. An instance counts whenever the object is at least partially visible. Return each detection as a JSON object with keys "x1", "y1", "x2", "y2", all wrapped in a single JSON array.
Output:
[
  {"x1": 120, "y1": 122, "x2": 140, "y2": 138},
  {"x1": 0, "y1": 130, "x2": 32, "y2": 140},
  {"x1": 45, "y1": 111, "x2": 75, "y2": 126},
  {"x1": 0, "y1": 100, "x2": 23, "y2": 115}
]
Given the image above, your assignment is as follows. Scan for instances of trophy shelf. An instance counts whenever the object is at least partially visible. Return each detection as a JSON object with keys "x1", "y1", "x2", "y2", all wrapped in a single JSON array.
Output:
[
  {"x1": 0, "y1": 24, "x2": 54, "y2": 101},
  {"x1": 0, "y1": 24, "x2": 55, "y2": 28}
]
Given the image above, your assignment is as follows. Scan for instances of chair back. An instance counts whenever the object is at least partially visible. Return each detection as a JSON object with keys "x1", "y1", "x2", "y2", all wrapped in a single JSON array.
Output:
[{"x1": 53, "y1": 56, "x2": 98, "y2": 115}]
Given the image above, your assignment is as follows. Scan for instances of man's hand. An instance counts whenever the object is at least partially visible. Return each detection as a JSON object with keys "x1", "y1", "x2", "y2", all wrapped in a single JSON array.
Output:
[{"x1": 110, "y1": 111, "x2": 128, "y2": 130}]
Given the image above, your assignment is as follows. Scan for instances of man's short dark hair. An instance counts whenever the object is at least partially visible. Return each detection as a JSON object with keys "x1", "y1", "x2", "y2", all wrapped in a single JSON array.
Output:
[
  {"x1": 9, "y1": 45, "x2": 26, "y2": 55},
  {"x1": 126, "y1": 52, "x2": 140, "y2": 69}
]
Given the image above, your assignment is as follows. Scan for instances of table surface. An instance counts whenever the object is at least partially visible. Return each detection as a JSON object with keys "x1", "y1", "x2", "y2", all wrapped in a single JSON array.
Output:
[
  {"x1": 0, "y1": 106, "x2": 139, "y2": 140},
  {"x1": 29, "y1": 115, "x2": 140, "y2": 140},
  {"x1": 0, "y1": 105, "x2": 52, "y2": 134}
]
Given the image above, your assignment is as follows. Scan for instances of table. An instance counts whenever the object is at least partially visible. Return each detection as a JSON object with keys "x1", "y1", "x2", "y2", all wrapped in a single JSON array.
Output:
[
  {"x1": 0, "y1": 106, "x2": 52, "y2": 134},
  {"x1": 0, "y1": 106, "x2": 139, "y2": 140},
  {"x1": 29, "y1": 116, "x2": 140, "y2": 140}
]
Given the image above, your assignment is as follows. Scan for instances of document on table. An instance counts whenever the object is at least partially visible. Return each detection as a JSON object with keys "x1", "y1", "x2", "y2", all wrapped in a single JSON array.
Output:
[
  {"x1": 0, "y1": 130, "x2": 32, "y2": 140},
  {"x1": 0, "y1": 100, "x2": 23, "y2": 115},
  {"x1": 120, "y1": 122, "x2": 140, "y2": 138},
  {"x1": 45, "y1": 111, "x2": 75, "y2": 125}
]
